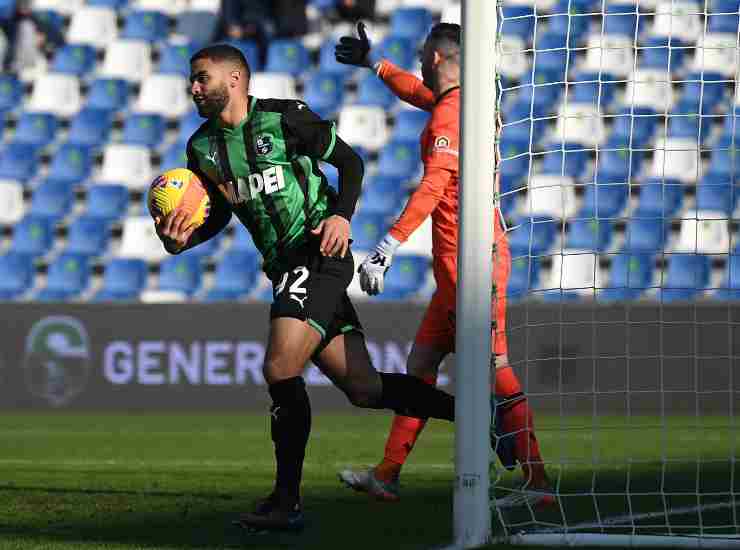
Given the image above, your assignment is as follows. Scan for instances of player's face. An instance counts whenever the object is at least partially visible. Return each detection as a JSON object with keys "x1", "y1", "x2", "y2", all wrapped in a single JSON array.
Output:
[{"x1": 190, "y1": 58, "x2": 230, "y2": 119}]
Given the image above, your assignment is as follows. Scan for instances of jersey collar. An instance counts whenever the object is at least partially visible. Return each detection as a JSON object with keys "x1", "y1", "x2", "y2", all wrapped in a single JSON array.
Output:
[{"x1": 435, "y1": 86, "x2": 460, "y2": 105}]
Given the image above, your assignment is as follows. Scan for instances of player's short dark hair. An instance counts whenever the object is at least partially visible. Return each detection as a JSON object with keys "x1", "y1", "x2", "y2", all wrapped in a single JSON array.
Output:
[
  {"x1": 427, "y1": 23, "x2": 461, "y2": 50},
  {"x1": 191, "y1": 44, "x2": 251, "y2": 81}
]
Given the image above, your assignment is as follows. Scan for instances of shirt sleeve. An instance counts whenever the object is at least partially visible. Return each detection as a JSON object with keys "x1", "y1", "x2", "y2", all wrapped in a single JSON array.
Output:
[
  {"x1": 376, "y1": 60, "x2": 435, "y2": 112},
  {"x1": 283, "y1": 100, "x2": 337, "y2": 160}
]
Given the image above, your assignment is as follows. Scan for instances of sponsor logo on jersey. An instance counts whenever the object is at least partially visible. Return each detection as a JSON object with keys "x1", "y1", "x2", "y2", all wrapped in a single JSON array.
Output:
[
  {"x1": 255, "y1": 135, "x2": 273, "y2": 156},
  {"x1": 431, "y1": 135, "x2": 459, "y2": 157},
  {"x1": 236, "y1": 166, "x2": 286, "y2": 202},
  {"x1": 434, "y1": 136, "x2": 450, "y2": 148}
]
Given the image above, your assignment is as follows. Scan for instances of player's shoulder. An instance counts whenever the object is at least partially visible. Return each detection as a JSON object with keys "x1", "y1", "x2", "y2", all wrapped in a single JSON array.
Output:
[
  {"x1": 429, "y1": 96, "x2": 460, "y2": 132},
  {"x1": 255, "y1": 97, "x2": 316, "y2": 117},
  {"x1": 186, "y1": 119, "x2": 212, "y2": 150}
]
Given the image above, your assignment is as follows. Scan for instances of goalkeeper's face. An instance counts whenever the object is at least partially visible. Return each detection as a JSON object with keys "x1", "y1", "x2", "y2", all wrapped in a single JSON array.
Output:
[{"x1": 190, "y1": 58, "x2": 231, "y2": 119}]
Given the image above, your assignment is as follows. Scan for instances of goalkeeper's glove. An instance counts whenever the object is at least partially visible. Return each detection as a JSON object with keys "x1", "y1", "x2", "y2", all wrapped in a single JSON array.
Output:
[
  {"x1": 358, "y1": 233, "x2": 401, "y2": 296},
  {"x1": 335, "y1": 21, "x2": 379, "y2": 68}
]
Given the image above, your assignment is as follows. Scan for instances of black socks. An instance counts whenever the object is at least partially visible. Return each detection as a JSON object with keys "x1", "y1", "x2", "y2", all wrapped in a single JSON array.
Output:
[
  {"x1": 378, "y1": 373, "x2": 455, "y2": 421},
  {"x1": 268, "y1": 376, "x2": 312, "y2": 502}
]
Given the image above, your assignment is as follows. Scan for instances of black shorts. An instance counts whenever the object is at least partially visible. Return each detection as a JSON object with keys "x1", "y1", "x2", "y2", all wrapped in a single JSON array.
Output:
[{"x1": 268, "y1": 247, "x2": 363, "y2": 356}]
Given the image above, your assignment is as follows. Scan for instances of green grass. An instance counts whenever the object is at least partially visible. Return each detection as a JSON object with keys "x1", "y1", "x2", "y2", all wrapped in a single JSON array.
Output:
[{"x1": 0, "y1": 412, "x2": 737, "y2": 549}]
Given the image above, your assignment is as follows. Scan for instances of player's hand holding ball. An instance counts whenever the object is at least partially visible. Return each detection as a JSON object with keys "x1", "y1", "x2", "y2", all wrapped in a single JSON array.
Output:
[{"x1": 358, "y1": 234, "x2": 400, "y2": 295}]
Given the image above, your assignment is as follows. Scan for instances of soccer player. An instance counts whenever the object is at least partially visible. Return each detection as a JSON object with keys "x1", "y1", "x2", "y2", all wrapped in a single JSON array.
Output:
[
  {"x1": 153, "y1": 44, "x2": 463, "y2": 532},
  {"x1": 335, "y1": 23, "x2": 554, "y2": 508}
]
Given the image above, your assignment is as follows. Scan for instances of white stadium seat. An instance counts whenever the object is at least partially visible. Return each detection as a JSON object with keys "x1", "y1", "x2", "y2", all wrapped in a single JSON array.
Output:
[
  {"x1": 100, "y1": 40, "x2": 153, "y2": 83},
  {"x1": 650, "y1": 137, "x2": 701, "y2": 183},
  {"x1": 583, "y1": 34, "x2": 635, "y2": 78},
  {"x1": 625, "y1": 69, "x2": 675, "y2": 111},
  {"x1": 27, "y1": 73, "x2": 81, "y2": 117},
  {"x1": 66, "y1": 7, "x2": 118, "y2": 48},
  {"x1": 132, "y1": 0, "x2": 188, "y2": 16},
  {"x1": 376, "y1": 0, "x2": 404, "y2": 16},
  {"x1": 118, "y1": 216, "x2": 169, "y2": 262},
  {"x1": 100, "y1": 145, "x2": 153, "y2": 190},
  {"x1": 675, "y1": 211, "x2": 731, "y2": 254},
  {"x1": 397, "y1": 216, "x2": 433, "y2": 257},
  {"x1": 0, "y1": 181, "x2": 25, "y2": 225},
  {"x1": 249, "y1": 73, "x2": 298, "y2": 100},
  {"x1": 188, "y1": 0, "x2": 221, "y2": 12},
  {"x1": 337, "y1": 105, "x2": 389, "y2": 152},
  {"x1": 440, "y1": 2, "x2": 461, "y2": 24},
  {"x1": 135, "y1": 74, "x2": 191, "y2": 119},
  {"x1": 140, "y1": 290, "x2": 188, "y2": 303},
  {"x1": 31, "y1": 0, "x2": 84, "y2": 15},
  {"x1": 525, "y1": 174, "x2": 579, "y2": 219},
  {"x1": 497, "y1": 36, "x2": 530, "y2": 81},
  {"x1": 692, "y1": 33, "x2": 739, "y2": 78},
  {"x1": 652, "y1": 0, "x2": 702, "y2": 43},
  {"x1": 556, "y1": 102, "x2": 606, "y2": 147},
  {"x1": 546, "y1": 251, "x2": 602, "y2": 295}
]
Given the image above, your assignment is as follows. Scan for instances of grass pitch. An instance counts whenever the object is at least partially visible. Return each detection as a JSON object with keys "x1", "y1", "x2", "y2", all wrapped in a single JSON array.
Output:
[{"x1": 0, "y1": 412, "x2": 737, "y2": 549}]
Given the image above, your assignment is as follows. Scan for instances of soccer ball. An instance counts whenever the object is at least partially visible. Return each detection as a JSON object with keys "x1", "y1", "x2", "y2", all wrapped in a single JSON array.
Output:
[{"x1": 147, "y1": 168, "x2": 210, "y2": 229}]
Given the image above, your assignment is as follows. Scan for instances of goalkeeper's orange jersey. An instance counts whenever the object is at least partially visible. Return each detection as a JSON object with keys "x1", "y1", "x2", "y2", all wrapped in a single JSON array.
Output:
[{"x1": 377, "y1": 61, "x2": 508, "y2": 259}]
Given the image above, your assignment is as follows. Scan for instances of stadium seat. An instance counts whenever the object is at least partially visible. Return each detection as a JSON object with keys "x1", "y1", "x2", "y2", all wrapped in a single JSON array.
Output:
[
  {"x1": 121, "y1": 113, "x2": 166, "y2": 148},
  {"x1": 548, "y1": 0, "x2": 590, "y2": 42},
  {"x1": 496, "y1": 35, "x2": 530, "y2": 83},
  {"x1": 507, "y1": 255, "x2": 541, "y2": 301},
  {"x1": 94, "y1": 258, "x2": 148, "y2": 301},
  {"x1": 64, "y1": 216, "x2": 110, "y2": 257},
  {"x1": 66, "y1": 7, "x2": 118, "y2": 48},
  {"x1": 609, "y1": 107, "x2": 658, "y2": 147},
  {"x1": 87, "y1": 0, "x2": 128, "y2": 6},
  {"x1": 358, "y1": 175, "x2": 407, "y2": 215},
  {"x1": 173, "y1": 12, "x2": 218, "y2": 47},
  {"x1": 225, "y1": 40, "x2": 262, "y2": 72},
  {"x1": 132, "y1": 0, "x2": 187, "y2": 16},
  {"x1": 355, "y1": 73, "x2": 397, "y2": 109},
  {"x1": 100, "y1": 144, "x2": 153, "y2": 189},
  {"x1": 543, "y1": 251, "x2": 600, "y2": 300},
  {"x1": 204, "y1": 251, "x2": 260, "y2": 301},
  {"x1": 180, "y1": 231, "x2": 223, "y2": 258},
  {"x1": 230, "y1": 223, "x2": 259, "y2": 253},
  {"x1": 67, "y1": 108, "x2": 113, "y2": 147},
  {"x1": 118, "y1": 216, "x2": 168, "y2": 262},
  {"x1": 507, "y1": 216, "x2": 557, "y2": 256},
  {"x1": 50, "y1": 44, "x2": 96, "y2": 76},
  {"x1": 85, "y1": 78, "x2": 130, "y2": 114},
  {"x1": 301, "y1": 71, "x2": 344, "y2": 119},
  {"x1": 29, "y1": 180, "x2": 74, "y2": 222},
  {"x1": 36, "y1": 253, "x2": 90, "y2": 301},
  {"x1": 27, "y1": 73, "x2": 81, "y2": 117},
  {"x1": 603, "y1": 2, "x2": 638, "y2": 36},
  {"x1": 525, "y1": 175, "x2": 578, "y2": 219},
  {"x1": 676, "y1": 211, "x2": 731, "y2": 254},
  {"x1": 714, "y1": 254, "x2": 740, "y2": 300},
  {"x1": 675, "y1": 71, "x2": 727, "y2": 115},
  {"x1": 10, "y1": 215, "x2": 53, "y2": 257},
  {"x1": 717, "y1": 112, "x2": 740, "y2": 147},
  {"x1": 533, "y1": 32, "x2": 575, "y2": 84},
  {"x1": 351, "y1": 212, "x2": 390, "y2": 250},
  {"x1": 11, "y1": 112, "x2": 58, "y2": 149},
  {"x1": 121, "y1": 10, "x2": 170, "y2": 42},
  {"x1": 100, "y1": 40, "x2": 152, "y2": 82},
  {"x1": 583, "y1": 34, "x2": 635, "y2": 78},
  {"x1": 650, "y1": 137, "x2": 700, "y2": 183},
  {"x1": 390, "y1": 7, "x2": 433, "y2": 40},
  {"x1": 565, "y1": 218, "x2": 614, "y2": 252},
  {"x1": 265, "y1": 39, "x2": 310, "y2": 77},
  {"x1": 135, "y1": 74, "x2": 190, "y2": 119},
  {"x1": 0, "y1": 180, "x2": 25, "y2": 224},
  {"x1": 539, "y1": 143, "x2": 589, "y2": 179},
  {"x1": 657, "y1": 254, "x2": 711, "y2": 302},
  {"x1": 31, "y1": 0, "x2": 84, "y2": 15},
  {"x1": 158, "y1": 42, "x2": 197, "y2": 77},
  {"x1": 249, "y1": 73, "x2": 298, "y2": 100},
  {"x1": 139, "y1": 289, "x2": 187, "y2": 303},
  {"x1": 0, "y1": 253, "x2": 34, "y2": 300},
  {"x1": 580, "y1": 181, "x2": 629, "y2": 218},
  {"x1": 377, "y1": 139, "x2": 419, "y2": 179},
  {"x1": 85, "y1": 184, "x2": 130, "y2": 223},
  {"x1": 158, "y1": 255, "x2": 203, "y2": 295},
  {"x1": 0, "y1": 143, "x2": 39, "y2": 181},
  {"x1": 375, "y1": 254, "x2": 430, "y2": 301},
  {"x1": 502, "y1": 100, "x2": 548, "y2": 147},
  {"x1": 46, "y1": 144, "x2": 93, "y2": 185},
  {"x1": 707, "y1": 12, "x2": 739, "y2": 32},
  {"x1": 498, "y1": 136, "x2": 531, "y2": 199},
  {"x1": 625, "y1": 69, "x2": 674, "y2": 112},
  {"x1": 177, "y1": 109, "x2": 203, "y2": 141},
  {"x1": 708, "y1": 148, "x2": 740, "y2": 178},
  {"x1": 0, "y1": 75, "x2": 22, "y2": 113},
  {"x1": 633, "y1": 177, "x2": 684, "y2": 218},
  {"x1": 667, "y1": 112, "x2": 711, "y2": 144},
  {"x1": 638, "y1": 37, "x2": 688, "y2": 73},
  {"x1": 622, "y1": 217, "x2": 668, "y2": 252},
  {"x1": 377, "y1": 36, "x2": 417, "y2": 70},
  {"x1": 556, "y1": 103, "x2": 606, "y2": 147},
  {"x1": 338, "y1": 105, "x2": 389, "y2": 151},
  {"x1": 596, "y1": 253, "x2": 654, "y2": 302},
  {"x1": 569, "y1": 72, "x2": 617, "y2": 110},
  {"x1": 392, "y1": 109, "x2": 429, "y2": 141},
  {"x1": 595, "y1": 142, "x2": 645, "y2": 178},
  {"x1": 652, "y1": 0, "x2": 702, "y2": 42},
  {"x1": 159, "y1": 142, "x2": 188, "y2": 172},
  {"x1": 318, "y1": 38, "x2": 355, "y2": 78},
  {"x1": 695, "y1": 174, "x2": 738, "y2": 214}
]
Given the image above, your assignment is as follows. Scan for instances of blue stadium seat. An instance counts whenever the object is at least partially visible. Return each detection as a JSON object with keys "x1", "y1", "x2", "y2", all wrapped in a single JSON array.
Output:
[
  {"x1": 46, "y1": 144, "x2": 93, "y2": 185},
  {"x1": 308, "y1": 0, "x2": 336, "y2": 10},
  {"x1": 94, "y1": 258, "x2": 148, "y2": 302},
  {"x1": 12, "y1": 112, "x2": 59, "y2": 149},
  {"x1": 0, "y1": 0, "x2": 15, "y2": 19},
  {"x1": 180, "y1": 231, "x2": 223, "y2": 258},
  {"x1": 633, "y1": 177, "x2": 684, "y2": 218},
  {"x1": 517, "y1": 71, "x2": 564, "y2": 116},
  {"x1": 609, "y1": 107, "x2": 658, "y2": 147},
  {"x1": 707, "y1": 148, "x2": 739, "y2": 178},
  {"x1": 639, "y1": 37, "x2": 687, "y2": 72},
  {"x1": 374, "y1": 254, "x2": 430, "y2": 301},
  {"x1": 0, "y1": 253, "x2": 34, "y2": 300},
  {"x1": 67, "y1": 108, "x2": 113, "y2": 147},
  {"x1": 548, "y1": 0, "x2": 590, "y2": 42},
  {"x1": 499, "y1": 135, "x2": 530, "y2": 213},
  {"x1": 158, "y1": 42, "x2": 197, "y2": 77},
  {"x1": 178, "y1": 109, "x2": 203, "y2": 142},
  {"x1": 378, "y1": 36, "x2": 416, "y2": 70},
  {"x1": 174, "y1": 12, "x2": 217, "y2": 47},
  {"x1": 121, "y1": 113, "x2": 166, "y2": 148},
  {"x1": 0, "y1": 142, "x2": 38, "y2": 181},
  {"x1": 85, "y1": 78, "x2": 130, "y2": 114},
  {"x1": 596, "y1": 253, "x2": 653, "y2": 302},
  {"x1": 121, "y1": 10, "x2": 170, "y2": 42},
  {"x1": 695, "y1": 174, "x2": 738, "y2": 214},
  {"x1": 675, "y1": 72, "x2": 726, "y2": 115},
  {"x1": 716, "y1": 111, "x2": 740, "y2": 147},
  {"x1": 540, "y1": 143, "x2": 589, "y2": 179},
  {"x1": 351, "y1": 212, "x2": 389, "y2": 250},
  {"x1": 359, "y1": 175, "x2": 407, "y2": 215},
  {"x1": 377, "y1": 139, "x2": 419, "y2": 179},
  {"x1": 501, "y1": 6, "x2": 535, "y2": 40},
  {"x1": 667, "y1": 112, "x2": 712, "y2": 144},
  {"x1": 36, "y1": 254, "x2": 90, "y2": 301},
  {"x1": 508, "y1": 216, "x2": 557, "y2": 256},
  {"x1": 265, "y1": 39, "x2": 310, "y2": 76},
  {"x1": 318, "y1": 38, "x2": 354, "y2": 78},
  {"x1": 502, "y1": 100, "x2": 548, "y2": 147},
  {"x1": 86, "y1": 184, "x2": 129, "y2": 222},
  {"x1": 603, "y1": 2, "x2": 638, "y2": 35},
  {"x1": 507, "y1": 255, "x2": 541, "y2": 301},
  {"x1": 658, "y1": 254, "x2": 711, "y2": 302},
  {"x1": 622, "y1": 217, "x2": 668, "y2": 252},
  {"x1": 390, "y1": 7, "x2": 433, "y2": 40},
  {"x1": 580, "y1": 182, "x2": 629, "y2": 218},
  {"x1": 29, "y1": 181, "x2": 74, "y2": 222},
  {"x1": 708, "y1": 12, "x2": 739, "y2": 32},
  {"x1": 159, "y1": 142, "x2": 188, "y2": 172},
  {"x1": 204, "y1": 251, "x2": 260, "y2": 301},
  {"x1": 569, "y1": 72, "x2": 617, "y2": 109},
  {"x1": 714, "y1": 254, "x2": 740, "y2": 300},
  {"x1": 10, "y1": 215, "x2": 53, "y2": 257},
  {"x1": 64, "y1": 216, "x2": 110, "y2": 257},
  {"x1": 87, "y1": 0, "x2": 128, "y2": 6},
  {"x1": 230, "y1": 223, "x2": 259, "y2": 253},
  {"x1": 0, "y1": 74, "x2": 22, "y2": 113},
  {"x1": 392, "y1": 109, "x2": 429, "y2": 141},
  {"x1": 226, "y1": 40, "x2": 262, "y2": 72},
  {"x1": 302, "y1": 72, "x2": 343, "y2": 119},
  {"x1": 532, "y1": 32, "x2": 575, "y2": 84},
  {"x1": 565, "y1": 218, "x2": 614, "y2": 251},
  {"x1": 355, "y1": 73, "x2": 396, "y2": 109},
  {"x1": 158, "y1": 255, "x2": 203, "y2": 295},
  {"x1": 710, "y1": 0, "x2": 740, "y2": 11},
  {"x1": 594, "y1": 142, "x2": 644, "y2": 177},
  {"x1": 51, "y1": 44, "x2": 96, "y2": 76}
]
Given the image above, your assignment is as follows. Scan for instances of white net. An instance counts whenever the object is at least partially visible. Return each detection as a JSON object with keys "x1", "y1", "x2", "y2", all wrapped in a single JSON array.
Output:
[{"x1": 492, "y1": 0, "x2": 740, "y2": 545}]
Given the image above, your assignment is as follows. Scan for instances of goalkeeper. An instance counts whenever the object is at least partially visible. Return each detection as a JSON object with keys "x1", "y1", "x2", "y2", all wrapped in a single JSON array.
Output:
[{"x1": 335, "y1": 22, "x2": 553, "y2": 508}]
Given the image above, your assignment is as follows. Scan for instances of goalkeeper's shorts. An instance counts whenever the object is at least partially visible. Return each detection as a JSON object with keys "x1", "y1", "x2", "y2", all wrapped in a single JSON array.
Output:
[{"x1": 414, "y1": 251, "x2": 511, "y2": 356}]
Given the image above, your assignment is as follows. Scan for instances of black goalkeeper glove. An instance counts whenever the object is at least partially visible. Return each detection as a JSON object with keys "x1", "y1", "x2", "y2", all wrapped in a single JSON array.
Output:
[{"x1": 335, "y1": 21, "x2": 373, "y2": 68}]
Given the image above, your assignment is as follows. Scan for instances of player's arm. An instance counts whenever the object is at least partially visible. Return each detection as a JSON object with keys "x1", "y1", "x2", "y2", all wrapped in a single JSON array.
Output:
[{"x1": 389, "y1": 165, "x2": 453, "y2": 243}]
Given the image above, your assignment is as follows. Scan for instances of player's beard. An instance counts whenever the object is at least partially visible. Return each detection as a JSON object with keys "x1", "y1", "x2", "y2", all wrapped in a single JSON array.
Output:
[
  {"x1": 422, "y1": 62, "x2": 435, "y2": 91},
  {"x1": 194, "y1": 83, "x2": 229, "y2": 119}
]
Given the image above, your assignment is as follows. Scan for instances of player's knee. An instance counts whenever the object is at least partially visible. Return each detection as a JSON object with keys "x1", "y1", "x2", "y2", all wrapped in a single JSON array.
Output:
[{"x1": 263, "y1": 356, "x2": 302, "y2": 385}]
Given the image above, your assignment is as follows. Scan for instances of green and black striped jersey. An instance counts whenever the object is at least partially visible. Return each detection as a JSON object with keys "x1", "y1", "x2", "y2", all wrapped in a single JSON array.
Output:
[{"x1": 186, "y1": 96, "x2": 340, "y2": 276}]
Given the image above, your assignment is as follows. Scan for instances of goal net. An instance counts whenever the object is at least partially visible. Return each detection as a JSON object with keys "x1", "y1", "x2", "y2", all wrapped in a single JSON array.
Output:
[{"x1": 489, "y1": 0, "x2": 740, "y2": 545}]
